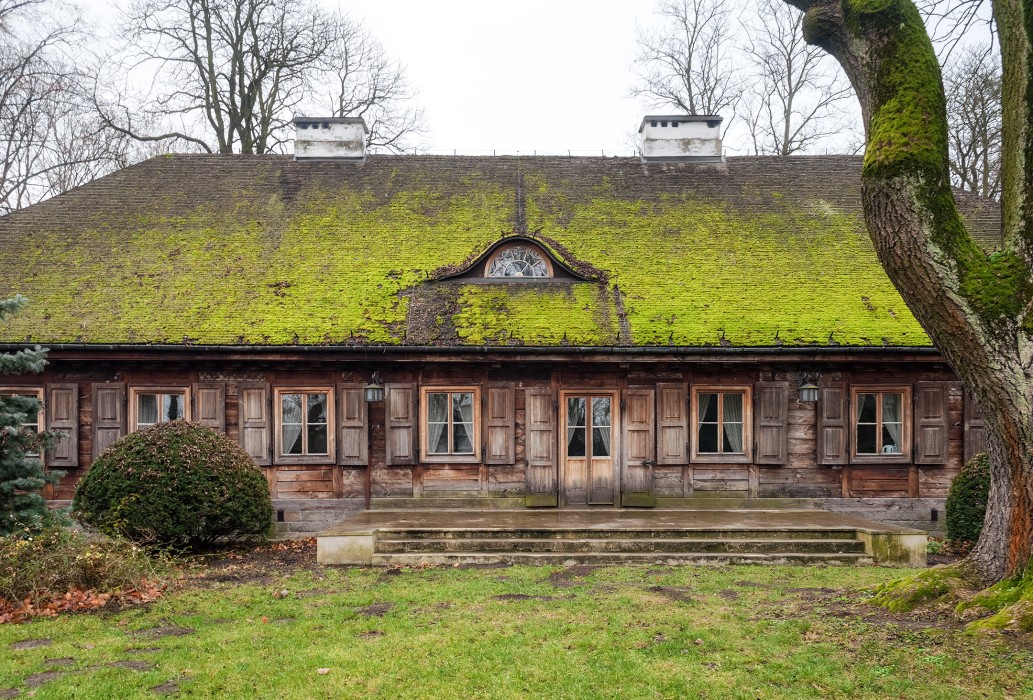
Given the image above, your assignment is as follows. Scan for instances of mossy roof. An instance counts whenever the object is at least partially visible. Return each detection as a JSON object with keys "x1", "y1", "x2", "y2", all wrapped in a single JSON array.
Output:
[{"x1": 0, "y1": 154, "x2": 1001, "y2": 348}]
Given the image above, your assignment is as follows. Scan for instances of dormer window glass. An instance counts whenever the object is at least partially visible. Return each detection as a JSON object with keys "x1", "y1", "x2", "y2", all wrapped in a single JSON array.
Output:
[{"x1": 487, "y1": 245, "x2": 551, "y2": 278}]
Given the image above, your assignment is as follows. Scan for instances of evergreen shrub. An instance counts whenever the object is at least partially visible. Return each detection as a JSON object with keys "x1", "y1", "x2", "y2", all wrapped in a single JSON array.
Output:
[
  {"x1": 73, "y1": 421, "x2": 272, "y2": 549},
  {"x1": 945, "y1": 452, "x2": 990, "y2": 545}
]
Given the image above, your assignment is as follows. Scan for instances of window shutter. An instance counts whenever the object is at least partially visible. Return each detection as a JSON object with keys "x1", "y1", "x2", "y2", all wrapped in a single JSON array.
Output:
[
  {"x1": 239, "y1": 385, "x2": 271, "y2": 466},
  {"x1": 914, "y1": 381, "x2": 949, "y2": 465},
  {"x1": 92, "y1": 383, "x2": 125, "y2": 459},
  {"x1": 193, "y1": 384, "x2": 225, "y2": 432},
  {"x1": 484, "y1": 382, "x2": 515, "y2": 465},
  {"x1": 385, "y1": 383, "x2": 417, "y2": 466},
  {"x1": 754, "y1": 382, "x2": 788, "y2": 465},
  {"x1": 525, "y1": 388, "x2": 557, "y2": 506},
  {"x1": 817, "y1": 384, "x2": 848, "y2": 466},
  {"x1": 622, "y1": 388, "x2": 656, "y2": 507},
  {"x1": 46, "y1": 384, "x2": 78, "y2": 467},
  {"x1": 656, "y1": 382, "x2": 687, "y2": 465},
  {"x1": 337, "y1": 384, "x2": 368, "y2": 466},
  {"x1": 964, "y1": 390, "x2": 988, "y2": 462}
]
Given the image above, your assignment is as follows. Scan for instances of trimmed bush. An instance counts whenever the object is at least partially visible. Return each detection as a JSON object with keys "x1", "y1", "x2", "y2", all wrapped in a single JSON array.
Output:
[
  {"x1": 946, "y1": 452, "x2": 991, "y2": 545},
  {"x1": 73, "y1": 421, "x2": 273, "y2": 549}
]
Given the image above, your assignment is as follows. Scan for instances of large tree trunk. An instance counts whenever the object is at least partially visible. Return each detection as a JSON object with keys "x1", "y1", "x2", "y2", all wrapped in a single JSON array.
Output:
[{"x1": 783, "y1": 0, "x2": 1033, "y2": 582}]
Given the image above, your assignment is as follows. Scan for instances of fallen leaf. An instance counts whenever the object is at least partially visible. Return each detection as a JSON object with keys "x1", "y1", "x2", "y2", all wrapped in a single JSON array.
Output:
[{"x1": 317, "y1": 668, "x2": 330, "y2": 675}]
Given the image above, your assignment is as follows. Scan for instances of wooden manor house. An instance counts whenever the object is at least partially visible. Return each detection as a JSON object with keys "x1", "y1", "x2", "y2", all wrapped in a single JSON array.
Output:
[{"x1": 0, "y1": 116, "x2": 999, "y2": 564}]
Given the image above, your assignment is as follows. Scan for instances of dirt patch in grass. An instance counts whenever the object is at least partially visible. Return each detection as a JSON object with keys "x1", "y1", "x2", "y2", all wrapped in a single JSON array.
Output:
[
  {"x1": 359, "y1": 630, "x2": 385, "y2": 640},
  {"x1": 191, "y1": 539, "x2": 316, "y2": 587},
  {"x1": 126, "y1": 647, "x2": 162, "y2": 654},
  {"x1": 493, "y1": 593, "x2": 569, "y2": 601},
  {"x1": 25, "y1": 671, "x2": 65, "y2": 687},
  {"x1": 717, "y1": 589, "x2": 740, "y2": 601},
  {"x1": 357, "y1": 602, "x2": 394, "y2": 617},
  {"x1": 150, "y1": 679, "x2": 180, "y2": 695},
  {"x1": 786, "y1": 585, "x2": 967, "y2": 633},
  {"x1": 0, "y1": 688, "x2": 19, "y2": 698},
  {"x1": 132, "y1": 623, "x2": 194, "y2": 639},
  {"x1": 648, "y1": 586, "x2": 694, "y2": 603},
  {"x1": 44, "y1": 657, "x2": 75, "y2": 666},
  {"x1": 11, "y1": 638, "x2": 51, "y2": 650},
  {"x1": 547, "y1": 566, "x2": 601, "y2": 588}
]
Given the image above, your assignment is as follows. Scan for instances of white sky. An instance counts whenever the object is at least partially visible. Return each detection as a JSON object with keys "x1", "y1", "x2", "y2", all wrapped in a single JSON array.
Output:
[{"x1": 83, "y1": 0, "x2": 991, "y2": 156}]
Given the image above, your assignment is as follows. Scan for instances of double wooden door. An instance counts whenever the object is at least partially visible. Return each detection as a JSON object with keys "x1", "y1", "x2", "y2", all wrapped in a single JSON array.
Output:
[{"x1": 561, "y1": 392, "x2": 618, "y2": 506}]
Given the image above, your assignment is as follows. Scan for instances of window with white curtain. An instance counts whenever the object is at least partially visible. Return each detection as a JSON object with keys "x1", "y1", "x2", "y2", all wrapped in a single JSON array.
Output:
[
  {"x1": 852, "y1": 387, "x2": 910, "y2": 460},
  {"x1": 421, "y1": 387, "x2": 480, "y2": 461},
  {"x1": 275, "y1": 389, "x2": 333, "y2": 462},
  {"x1": 130, "y1": 388, "x2": 190, "y2": 432},
  {"x1": 692, "y1": 387, "x2": 751, "y2": 461}
]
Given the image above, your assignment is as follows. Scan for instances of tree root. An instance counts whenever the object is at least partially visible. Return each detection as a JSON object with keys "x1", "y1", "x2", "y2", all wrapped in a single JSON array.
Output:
[
  {"x1": 869, "y1": 559, "x2": 1033, "y2": 632},
  {"x1": 868, "y1": 561, "x2": 983, "y2": 614}
]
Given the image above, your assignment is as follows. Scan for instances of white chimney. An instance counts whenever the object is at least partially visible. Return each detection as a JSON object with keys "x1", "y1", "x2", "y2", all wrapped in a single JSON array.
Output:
[
  {"x1": 294, "y1": 117, "x2": 368, "y2": 160},
  {"x1": 639, "y1": 115, "x2": 723, "y2": 163}
]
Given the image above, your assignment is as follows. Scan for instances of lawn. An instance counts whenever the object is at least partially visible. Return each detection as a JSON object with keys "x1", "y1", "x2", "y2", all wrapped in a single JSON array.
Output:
[{"x1": 1, "y1": 543, "x2": 1030, "y2": 699}]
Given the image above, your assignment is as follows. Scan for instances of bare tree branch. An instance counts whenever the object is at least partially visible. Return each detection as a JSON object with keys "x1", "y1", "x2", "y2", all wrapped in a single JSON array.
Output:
[{"x1": 943, "y1": 43, "x2": 1001, "y2": 199}]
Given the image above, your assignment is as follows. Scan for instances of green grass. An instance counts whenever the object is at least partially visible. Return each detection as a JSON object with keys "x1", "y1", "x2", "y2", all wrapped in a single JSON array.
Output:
[{"x1": 2, "y1": 563, "x2": 1031, "y2": 699}]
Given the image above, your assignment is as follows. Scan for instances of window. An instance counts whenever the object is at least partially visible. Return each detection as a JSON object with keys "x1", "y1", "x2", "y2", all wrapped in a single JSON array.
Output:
[
  {"x1": 275, "y1": 389, "x2": 333, "y2": 461},
  {"x1": 486, "y1": 245, "x2": 551, "y2": 278},
  {"x1": 421, "y1": 387, "x2": 480, "y2": 461},
  {"x1": 691, "y1": 387, "x2": 751, "y2": 461},
  {"x1": 0, "y1": 388, "x2": 43, "y2": 458},
  {"x1": 852, "y1": 387, "x2": 911, "y2": 461},
  {"x1": 129, "y1": 388, "x2": 190, "y2": 432}
]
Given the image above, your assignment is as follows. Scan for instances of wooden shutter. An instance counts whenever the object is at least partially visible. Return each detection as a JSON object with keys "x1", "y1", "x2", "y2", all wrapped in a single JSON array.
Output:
[
  {"x1": 656, "y1": 382, "x2": 688, "y2": 465},
  {"x1": 385, "y1": 383, "x2": 417, "y2": 466},
  {"x1": 239, "y1": 385, "x2": 271, "y2": 466},
  {"x1": 754, "y1": 382, "x2": 788, "y2": 465},
  {"x1": 622, "y1": 388, "x2": 656, "y2": 507},
  {"x1": 483, "y1": 382, "x2": 515, "y2": 465},
  {"x1": 964, "y1": 389, "x2": 988, "y2": 462},
  {"x1": 525, "y1": 388, "x2": 557, "y2": 506},
  {"x1": 193, "y1": 384, "x2": 225, "y2": 432},
  {"x1": 337, "y1": 383, "x2": 368, "y2": 466},
  {"x1": 817, "y1": 384, "x2": 848, "y2": 465},
  {"x1": 46, "y1": 384, "x2": 78, "y2": 467},
  {"x1": 914, "y1": 381, "x2": 949, "y2": 465},
  {"x1": 92, "y1": 383, "x2": 125, "y2": 458}
]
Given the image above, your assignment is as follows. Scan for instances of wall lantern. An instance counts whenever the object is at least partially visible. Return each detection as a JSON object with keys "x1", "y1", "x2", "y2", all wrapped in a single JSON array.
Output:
[
  {"x1": 798, "y1": 381, "x2": 819, "y2": 403},
  {"x1": 364, "y1": 372, "x2": 385, "y2": 403}
]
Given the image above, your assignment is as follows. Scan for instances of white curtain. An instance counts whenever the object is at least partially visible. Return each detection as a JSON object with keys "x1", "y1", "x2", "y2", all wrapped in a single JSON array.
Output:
[
  {"x1": 697, "y1": 393, "x2": 713, "y2": 430},
  {"x1": 138, "y1": 394, "x2": 158, "y2": 425},
  {"x1": 592, "y1": 398, "x2": 611, "y2": 456},
  {"x1": 883, "y1": 394, "x2": 903, "y2": 452},
  {"x1": 723, "y1": 394, "x2": 744, "y2": 453},
  {"x1": 282, "y1": 394, "x2": 303, "y2": 454}
]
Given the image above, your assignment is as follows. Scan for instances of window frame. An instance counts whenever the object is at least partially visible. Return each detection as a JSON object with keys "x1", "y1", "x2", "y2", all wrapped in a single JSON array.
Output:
[
  {"x1": 419, "y1": 386, "x2": 481, "y2": 463},
  {"x1": 850, "y1": 385, "x2": 912, "y2": 464},
  {"x1": 690, "y1": 385, "x2": 752, "y2": 463},
  {"x1": 0, "y1": 387, "x2": 44, "y2": 458},
  {"x1": 274, "y1": 387, "x2": 336, "y2": 464},
  {"x1": 128, "y1": 387, "x2": 191, "y2": 433},
  {"x1": 484, "y1": 244, "x2": 554, "y2": 279}
]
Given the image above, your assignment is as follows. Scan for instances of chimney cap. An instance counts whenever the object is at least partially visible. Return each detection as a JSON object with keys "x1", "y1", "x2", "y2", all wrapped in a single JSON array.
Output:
[
  {"x1": 638, "y1": 115, "x2": 722, "y2": 133},
  {"x1": 293, "y1": 116, "x2": 369, "y2": 134}
]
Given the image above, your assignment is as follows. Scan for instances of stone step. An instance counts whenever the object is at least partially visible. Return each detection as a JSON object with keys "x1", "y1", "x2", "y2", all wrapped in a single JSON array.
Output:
[
  {"x1": 375, "y1": 527, "x2": 861, "y2": 541},
  {"x1": 370, "y1": 551, "x2": 875, "y2": 566},
  {"x1": 374, "y1": 537, "x2": 867, "y2": 555},
  {"x1": 654, "y1": 497, "x2": 819, "y2": 510},
  {"x1": 371, "y1": 497, "x2": 526, "y2": 510}
]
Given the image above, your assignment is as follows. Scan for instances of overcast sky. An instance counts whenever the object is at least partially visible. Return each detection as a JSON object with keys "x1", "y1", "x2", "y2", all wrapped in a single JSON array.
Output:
[{"x1": 86, "y1": 0, "x2": 991, "y2": 156}]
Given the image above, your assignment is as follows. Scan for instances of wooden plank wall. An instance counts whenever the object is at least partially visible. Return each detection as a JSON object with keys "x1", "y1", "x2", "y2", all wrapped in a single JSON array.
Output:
[{"x1": 10, "y1": 361, "x2": 968, "y2": 504}]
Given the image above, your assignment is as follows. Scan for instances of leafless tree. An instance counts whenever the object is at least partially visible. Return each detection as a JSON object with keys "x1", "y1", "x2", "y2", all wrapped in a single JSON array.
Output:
[
  {"x1": 0, "y1": 0, "x2": 132, "y2": 213},
  {"x1": 97, "y1": 0, "x2": 424, "y2": 155},
  {"x1": 632, "y1": 0, "x2": 743, "y2": 122},
  {"x1": 942, "y1": 45, "x2": 1001, "y2": 199},
  {"x1": 739, "y1": 0, "x2": 856, "y2": 155}
]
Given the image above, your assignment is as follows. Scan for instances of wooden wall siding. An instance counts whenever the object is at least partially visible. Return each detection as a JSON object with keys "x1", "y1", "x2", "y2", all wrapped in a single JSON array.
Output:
[{"x1": 24, "y1": 364, "x2": 973, "y2": 505}]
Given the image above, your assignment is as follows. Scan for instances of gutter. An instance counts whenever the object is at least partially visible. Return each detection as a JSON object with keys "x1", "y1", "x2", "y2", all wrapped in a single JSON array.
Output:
[{"x1": 0, "y1": 343, "x2": 942, "y2": 357}]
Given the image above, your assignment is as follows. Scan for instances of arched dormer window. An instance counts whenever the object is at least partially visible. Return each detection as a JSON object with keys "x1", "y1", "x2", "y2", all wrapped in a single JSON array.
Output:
[{"x1": 486, "y1": 245, "x2": 552, "y2": 278}]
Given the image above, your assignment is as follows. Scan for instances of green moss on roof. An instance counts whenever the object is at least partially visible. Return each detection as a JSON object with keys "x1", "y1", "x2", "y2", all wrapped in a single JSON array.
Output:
[{"x1": 0, "y1": 154, "x2": 997, "y2": 348}]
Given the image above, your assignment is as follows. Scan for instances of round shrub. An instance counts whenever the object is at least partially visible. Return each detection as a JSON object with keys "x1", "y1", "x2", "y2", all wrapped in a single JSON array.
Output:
[
  {"x1": 73, "y1": 421, "x2": 273, "y2": 549},
  {"x1": 945, "y1": 452, "x2": 990, "y2": 545}
]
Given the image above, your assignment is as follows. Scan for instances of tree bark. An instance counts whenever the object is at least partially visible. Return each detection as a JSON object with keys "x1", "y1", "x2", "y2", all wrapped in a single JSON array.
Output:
[{"x1": 783, "y1": 0, "x2": 1033, "y2": 582}]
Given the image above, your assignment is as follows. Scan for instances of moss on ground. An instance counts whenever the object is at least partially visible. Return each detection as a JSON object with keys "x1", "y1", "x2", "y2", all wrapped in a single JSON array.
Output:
[{"x1": 868, "y1": 562, "x2": 983, "y2": 613}]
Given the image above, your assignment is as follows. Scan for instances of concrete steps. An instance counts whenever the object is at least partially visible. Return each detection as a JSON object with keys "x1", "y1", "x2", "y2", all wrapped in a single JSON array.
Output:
[
  {"x1": 370, "y1": 551, "x2": 874, "y2": 566},
  {"x1": 316, "y1": 508, "x2": 927, "y2": 566}
]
